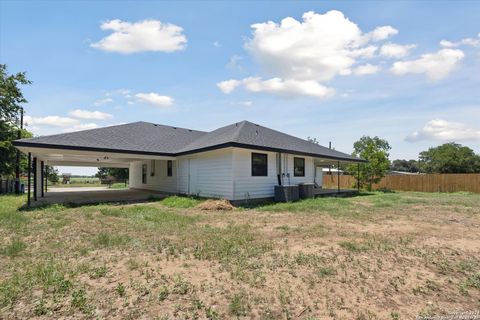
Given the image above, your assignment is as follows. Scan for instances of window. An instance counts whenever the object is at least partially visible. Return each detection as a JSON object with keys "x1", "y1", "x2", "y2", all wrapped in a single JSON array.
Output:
[
  {"x1": 294, "y1": 157, "x2": 305, "y2": 177},
  {"x1": 252, "y1": 153, "x2": 268, "y2": 176},
  {"x1": 142, "y1": 164, "x2": 147, "y2": 184},
  {"x1": 150, "y1": 160, "x2": 155, "y2": 176},
  {"x1": 167, "y1": 160, "x2": 173, "y2": 177}
]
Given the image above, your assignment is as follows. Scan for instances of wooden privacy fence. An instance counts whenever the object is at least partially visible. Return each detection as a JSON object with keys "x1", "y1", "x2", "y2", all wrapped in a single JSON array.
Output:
[{"x1": 323, "y1": 173, "x2": 480, "y2": 193}]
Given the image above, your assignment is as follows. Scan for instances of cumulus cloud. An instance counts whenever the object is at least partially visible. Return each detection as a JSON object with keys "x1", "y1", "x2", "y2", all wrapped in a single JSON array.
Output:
[
  {"x1": 217, "y1": 80, "x2": 241, "y2": 94},
  {"x1": 367, "y1": 26, "x2": 398, "y2": 41},
  {"x1": 244, "y1": 10, "x2": 395, "y2": 82},
  {"x1": 69, "y1": 109, "x2": 113, "y2": 120},
  {"x1": 353, "y1": 64, "x2": 381, "y2": 75},
  {"x1": 380, "y1": 43, "x2": 416, "y2": 58},
  {"x1": 218, "y1": 10, "x2": 400, "y2": 98},
  {"x1": 91, "y1": 19, "x2": 187, "y2": 53},
  {"x1": 406, "y1": 119, "x2": 480, "y2": 142},
  {"x1": 63, "y1": 123, "x2": 99, "y2": 133},
  {"x1": 24, "y1": 115, "x2": 79, "y2": 127},
  {"x1": 391, "y1": 48, "x2": 464, "y2": 80},
  {"x1": 135, "y1": 92, "x2": 174, "y2": 107},
  {"x1": 218, "y1": 77, "x2": 334, "y2": 98}
]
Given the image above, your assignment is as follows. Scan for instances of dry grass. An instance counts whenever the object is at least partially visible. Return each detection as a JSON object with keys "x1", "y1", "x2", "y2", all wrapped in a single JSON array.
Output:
[{"x1": 0, "y1": 192, "x2": 479, "y2": 319}]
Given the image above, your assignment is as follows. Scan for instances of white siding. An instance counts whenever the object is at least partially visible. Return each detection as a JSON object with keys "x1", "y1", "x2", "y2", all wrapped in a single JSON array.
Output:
[
  {"x1": 176, "y1": 149, "x2": 234, "y2": 199},
  {"x1": 129, "y1": 159, "x2": 177, "y2": 193},
  {"x1": 232, "y1": 148, "x2": 315, "y2": 200}
]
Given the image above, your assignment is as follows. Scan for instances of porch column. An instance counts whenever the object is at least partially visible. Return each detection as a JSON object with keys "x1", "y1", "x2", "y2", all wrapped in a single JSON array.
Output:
[
  {"x1": 34, "y1": 158, "x2": 43, "y2": 199},
  {"x1": 357, "y1": 163, "x2": 360, "y2": 192},
  {"x1": 33, "y1": 157, "x2": 37, "y2": 201},
  {"x1": 41, "y1": 161, "x2": 45, "y2": 197},
  {"x1": 337, "y1": 161, "x2": 340, "y2": 193},
  {"x1": 27, "y1": 153, "x2": 31, "y2": 207}
]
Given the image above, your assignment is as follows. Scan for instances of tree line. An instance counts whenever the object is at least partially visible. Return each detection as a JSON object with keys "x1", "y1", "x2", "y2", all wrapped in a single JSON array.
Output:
[{"x1": 345, "y1": 137, "x2": 480, "y2": 191}]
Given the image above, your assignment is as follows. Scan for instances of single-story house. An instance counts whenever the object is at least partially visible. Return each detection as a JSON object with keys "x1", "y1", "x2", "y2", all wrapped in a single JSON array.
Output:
[{"x1": 13, "y1": 120, "x2": 364, "y2": 204}]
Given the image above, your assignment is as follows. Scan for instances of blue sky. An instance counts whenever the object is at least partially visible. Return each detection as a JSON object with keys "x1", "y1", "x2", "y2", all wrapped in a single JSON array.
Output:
[{"x1": 1, "y1": 1, "x2": 479, "y2": 175}]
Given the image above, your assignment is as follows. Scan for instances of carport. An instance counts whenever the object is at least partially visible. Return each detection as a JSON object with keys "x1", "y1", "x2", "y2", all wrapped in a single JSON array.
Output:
[{"x1": 12, "y1": 144, "x2": 174, "y2": 207}]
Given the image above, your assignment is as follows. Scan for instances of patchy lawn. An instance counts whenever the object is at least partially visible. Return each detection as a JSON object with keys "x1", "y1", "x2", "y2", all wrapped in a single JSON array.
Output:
[{"x1": 0, "y1": 192, "x2": 479, "y2": 319}]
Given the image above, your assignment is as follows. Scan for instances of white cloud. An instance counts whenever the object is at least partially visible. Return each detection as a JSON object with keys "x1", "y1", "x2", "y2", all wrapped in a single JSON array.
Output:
[
  {"x1": 217, "y1": 10, "x2": 401, "y2": 98},
  {"x1": 63, "y1": 123, "x2": 99, "y2": 133},
  {"x1": 91, "y1": 19, "x2": 187, "y2": 53},
  {"x1": 135, "y1": 92, "x2": 174, "y2": 107},
  {"x1": 406, "y1": 119, "x2": 480, "y2": 142},
  {"x1": 440, "y1": 33, "x2": 480, "y2": 48},
  {"x1": 217, "y1": 79, "x2": 241, "y2": 94},
  {"x1": 242, "y1": 77, "x2": 334, "y2": 98},
  {"x1": 380, "y1": 43, "x2": 416, "y2": 58},
  {"x1": 24, "y1": 115, "x2": 79, "y2": 127},
  {"x1": 353, "y1": 64, "x2": 381, "y2": 75},
  {"x1": 69, "y1": 109, "x2": 113, "y2": 120},
  {"x1": 218, "y1": 77, "x2": 334, "y2": 98},
  {"x1": 391, "y1": 48, "x2": 464, "y2": 80},
  {"x1": 367, "y1": 25, "x2": 398, "y2": 41},
  {"x1": 93, "y1": 97, "x2": 113, "y2": 106},
  {"x1": 213, "y1": 41, "x2": 221, "y2": 47}
]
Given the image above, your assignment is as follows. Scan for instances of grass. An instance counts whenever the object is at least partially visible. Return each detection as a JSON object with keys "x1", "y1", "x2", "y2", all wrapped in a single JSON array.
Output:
[
  {"x1": 160, "y1": 195, "x2": 203, "y2": 208},
  {"x1": 0, "y1": 238, "x2": 27, "y2": 257},
  {"x1": 0, "y1": 191, "x2": 479, "y2": 318}
]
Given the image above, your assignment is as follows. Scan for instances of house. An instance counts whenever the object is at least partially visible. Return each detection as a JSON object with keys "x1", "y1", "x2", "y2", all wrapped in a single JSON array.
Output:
[{"x1": 13, "y1": 120, "x2": 364, "y2": 203}]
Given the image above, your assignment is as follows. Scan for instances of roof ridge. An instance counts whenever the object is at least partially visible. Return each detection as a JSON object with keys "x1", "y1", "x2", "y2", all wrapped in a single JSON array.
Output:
[{"x1": 231, "y1": 120, "x2": 248, "y2": 142}]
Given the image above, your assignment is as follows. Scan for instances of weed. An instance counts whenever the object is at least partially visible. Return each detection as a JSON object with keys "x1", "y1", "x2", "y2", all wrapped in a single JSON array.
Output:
[
  {"x1": 92, "y1": 232, "x2": 131, "y2": 248},
  {"x1": 339, "y1": 240, "x2": 370, "y2": 252},
  {"x1": 158, "y1": 285, "x2": 169, "y2": 301},
  {"x1": 0, "y1": 238, "x2": 27, "y2": 257},
  {"x1": 71, "y1": 289, "x2": 92, "y2": 314},
  {"x1": 116, "y1": 283, "x2": 126, "y2": 297},
  {"x1": 172, "y1": 276, "x2": 190, "y2": 295},
  {"x1": 205, "y1": 306, "x2": 220, "y2": 320},
  {"x1": 89, "y1": 265, "x2": 107, "y2": 279},
  {"x1": 229, "y1": 292, "x2": 249, "y2": 317}
]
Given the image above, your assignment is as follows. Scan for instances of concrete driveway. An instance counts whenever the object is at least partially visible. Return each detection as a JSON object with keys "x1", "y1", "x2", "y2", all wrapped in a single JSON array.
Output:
[{"x1": 32, "y1": 188, "x2": 168, "y2": 207}]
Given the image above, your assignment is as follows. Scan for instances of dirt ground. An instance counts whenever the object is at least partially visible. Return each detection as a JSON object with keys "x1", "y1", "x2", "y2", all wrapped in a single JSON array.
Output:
[{"x1": 0, "y1": 192, "x2": 479, "y2": 319}]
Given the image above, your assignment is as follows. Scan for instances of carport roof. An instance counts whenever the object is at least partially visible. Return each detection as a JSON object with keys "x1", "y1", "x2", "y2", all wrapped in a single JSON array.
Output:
[{"x1": 13, "y1": 120, "x2": 365, "y2": 162}]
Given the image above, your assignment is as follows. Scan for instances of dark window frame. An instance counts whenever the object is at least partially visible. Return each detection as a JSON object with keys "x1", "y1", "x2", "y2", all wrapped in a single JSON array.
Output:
[
  {"x1": 294, "y1": 157, "x2": 305, "y2": 177},
  {"x1": 142, "y1": 164, "x2": 147, "y2": 184},
  {"x1": 167, "y1": 160, "x2": 173, "y2": 177},
  {"x1": 251, "y1": 152, "x2": 268, "y2": 177},
  {"x1": 150, "y1": 160, "x2": 155, "y2": 176}
]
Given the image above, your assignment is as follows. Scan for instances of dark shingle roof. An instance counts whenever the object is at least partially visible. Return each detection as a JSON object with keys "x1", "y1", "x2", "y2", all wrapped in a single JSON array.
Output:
[
  {"x1": 14, "y1": 122, "x2": 206, "y2": 155},
  {"x1": 14, "y1": 120, "x2": 364, "y2": 162}
]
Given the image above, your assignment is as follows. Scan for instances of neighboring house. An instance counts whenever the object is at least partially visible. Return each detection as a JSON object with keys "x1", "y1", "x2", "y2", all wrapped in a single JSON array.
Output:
[{"x1": 13, "y1": 120, "x2": 364, "y2": 202}]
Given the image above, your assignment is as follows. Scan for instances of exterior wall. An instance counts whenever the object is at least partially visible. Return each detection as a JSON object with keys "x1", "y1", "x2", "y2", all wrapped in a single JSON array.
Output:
[
  {"x1": 129, "y1": 159, "x2": 177, "y2": 193},
  {"x1": 232, "y1": 148, "x2": 315, "y2": 200},
  {"x1": 129, "y1": 148, "x2": 315, "y2": 201},
  {"x1": 177, "y1": 149, "x2": 234, "y2": 199}
]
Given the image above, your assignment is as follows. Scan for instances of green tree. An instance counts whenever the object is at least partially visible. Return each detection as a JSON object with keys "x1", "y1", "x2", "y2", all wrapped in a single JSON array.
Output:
[
  {"x1": 0, "y1": 64, "x2": 31, "y2": 124},
  {"x1": 45, "y1": 165, "x2": 59, "y2": 184},
  {"x1": 391, "y1": 159, "x2": 420, "y2": 173},
  {"x1": 419, "y1": 143, "x2": 480, "y2": 173},
  {"x1": 347, "y1": 136, "x2": 391, "y2": 191},
  {"x1": 96, "y1": 168, "x2": 128, "y2": 180},
  {"x1": 0, "y1": 121, "x2": 32, "y2": 178}
]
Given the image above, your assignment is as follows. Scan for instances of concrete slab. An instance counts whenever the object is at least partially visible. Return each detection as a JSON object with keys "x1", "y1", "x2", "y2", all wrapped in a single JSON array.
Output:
[{"x1": 32, "y1": 188, "x2": 167, "y2": 207}]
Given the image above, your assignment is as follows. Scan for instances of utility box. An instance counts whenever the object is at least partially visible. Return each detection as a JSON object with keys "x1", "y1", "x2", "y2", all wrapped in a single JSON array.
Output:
[
  {"x1": 274, "y1": 185, "x2": 299, "y2": 202},
  {"x1": 298, "y1": 183, "x2": 314, "y2": 199}
]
